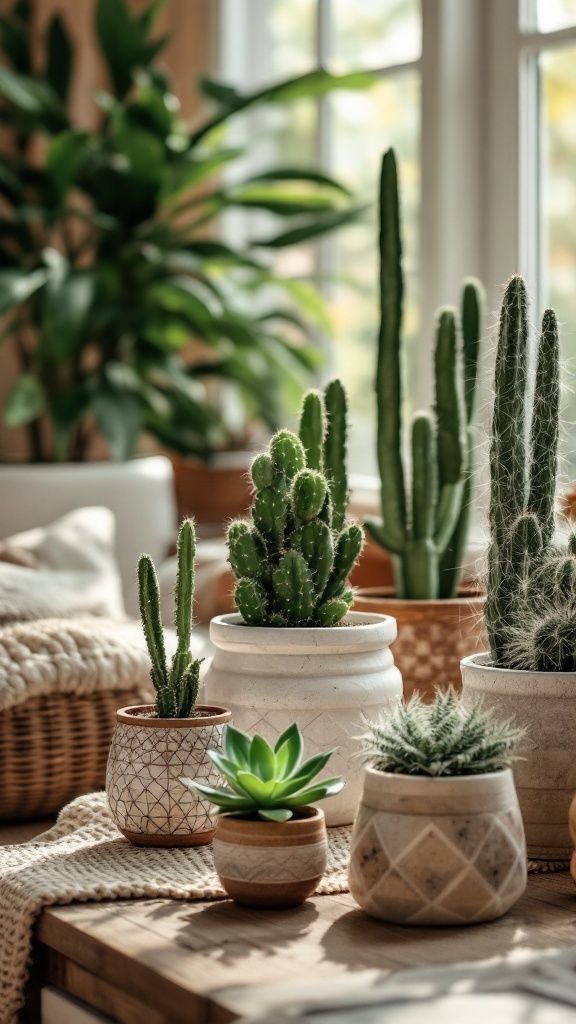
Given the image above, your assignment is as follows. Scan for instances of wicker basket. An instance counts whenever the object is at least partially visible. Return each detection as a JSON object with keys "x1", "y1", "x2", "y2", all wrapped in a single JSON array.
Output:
[{"x1": 1, "y1": 688, "x2": 151, "y2": 821}]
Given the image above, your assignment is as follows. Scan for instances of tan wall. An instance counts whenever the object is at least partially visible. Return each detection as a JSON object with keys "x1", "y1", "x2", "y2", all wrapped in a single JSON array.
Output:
[{"x1": 0, "y1": 0, "x2": 216, "y2": 461}]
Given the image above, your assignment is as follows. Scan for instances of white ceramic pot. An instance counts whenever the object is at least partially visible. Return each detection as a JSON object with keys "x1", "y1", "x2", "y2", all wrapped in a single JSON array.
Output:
[
  {"x1": 106, "y1": 703, "x2": 231, "y2": 846},
  {"x1": 461, "y1": 652, "x2": 576, "y2": 860},
  {"x1": 213, "y1": 806, "x2": 327, "y2": 908},
  {"x1": 349, "y1": 765, "x2": 526, "y2": 926},
  {"x1": 202, "y1": 612, "x2": 402, "y2": 827}
]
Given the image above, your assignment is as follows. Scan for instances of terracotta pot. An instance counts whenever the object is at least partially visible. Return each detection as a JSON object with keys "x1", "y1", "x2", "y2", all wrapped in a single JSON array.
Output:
[
  {"x1": 203, "y1": 612, "x2": 402, "y2": 827},
  {"x1": 349, "y1": 536, "x2": 394, "y2": 590},
  {"x1": 353, "y1": 587, "x2": 485, "y2": 701},
  {"x1": 461, "y1": 653, "x2": 576, "y2": 860},
  {"x1": 106, "y1": 704, "x2": 231, "y2": 847},
  {"x1": 349, "y1": 765, "x2": 526, "y2": 926},
  {"x1": 171, "y1": 455, "x2": 254, "y2": 526},
  {"x1": 213, "y1": 806, "x2": 327, "y2": 907}
]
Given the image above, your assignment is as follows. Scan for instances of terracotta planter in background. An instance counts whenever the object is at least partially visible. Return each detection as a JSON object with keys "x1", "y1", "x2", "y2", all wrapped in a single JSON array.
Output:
[
  {"x1": 171, "y1": 454, "x2": 254, "y2": 526},
  {"x1": 213, "y1": 806, "x2": 327, "y2": 907},
  {"x1": 353, "y1": 587, "x2": 485, "y2": 701},
  {"x1": 461, "y1": 653, "x2": 576, "y2": 860},
  {"x1": 203, "y1": 612, "x2": 402, "y2": 827},
  {"x1": 106, "y1": 704, "x2": 231, "y2": 847},
  {"x1": 349, "y1": 765, "x2": 526, "y2": 926}
]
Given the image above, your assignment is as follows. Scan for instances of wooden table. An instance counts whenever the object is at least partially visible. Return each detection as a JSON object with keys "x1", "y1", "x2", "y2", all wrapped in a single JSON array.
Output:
[{"x1": 25, "y1": 872, "x2": 576, "y2": 1024}]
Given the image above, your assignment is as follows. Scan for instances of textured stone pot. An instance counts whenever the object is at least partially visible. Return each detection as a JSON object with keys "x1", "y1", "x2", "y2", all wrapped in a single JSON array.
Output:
[
  {"x1": 203, "y1": 612, "x2": 402, "y2": 827},
  {"x1": 213, "y1": 806, "x2": 327, "y2": 907},
  {"x1": 349, "y1": 765, "x2": 526, "y2": 926},
  {"x1": 461, "y1": 653, "x2": 576, "y2": 860},
  {"x1": 106, "y1": 704, "x2": 231, "y2": 847},
  {"x1": 353, "y1": 588, "x2": 485, "y2": 701}
]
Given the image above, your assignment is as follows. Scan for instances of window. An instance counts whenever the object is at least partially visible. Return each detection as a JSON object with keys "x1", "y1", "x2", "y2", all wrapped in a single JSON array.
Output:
[
  {"x1": 219, "y1": 0, "x2": 576, "y2": 485},
  {"x1": 220, "y1": 0, "x2": 421, "y2": 475}
]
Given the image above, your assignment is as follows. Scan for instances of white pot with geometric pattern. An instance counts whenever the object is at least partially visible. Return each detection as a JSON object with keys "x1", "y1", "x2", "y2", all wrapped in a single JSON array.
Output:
[
  {"x1": 203, "y1": 612, "x2": 402, "y2": 827},
  {"x1": 106, "y1": 704, "x2": 231, "y2": 847},
  {"x1": 348, "y1": 765, "x2": 527, "y2": 926}
]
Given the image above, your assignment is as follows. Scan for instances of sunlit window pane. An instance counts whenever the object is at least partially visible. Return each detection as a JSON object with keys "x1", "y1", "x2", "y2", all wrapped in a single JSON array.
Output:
[
  {"x1": 537, "y1": 0, "x2": 576, "y2": 32},
  {"x1": 328, "y1": 74, "x2": 421, "y2": 474},
  {"x1": 329, "y1": 0, "x2": 421, "y2": 71},
  {"x1": 540, "y1": 46, "x2": 576, "y2": 478}
]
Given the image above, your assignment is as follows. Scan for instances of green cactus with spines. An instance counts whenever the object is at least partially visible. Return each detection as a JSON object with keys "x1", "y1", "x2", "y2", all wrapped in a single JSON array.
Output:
[
  {"x1": 227, "y1": 379, "x2": 363, "y2": 627},
  {"x1": 138, "y1": 518, "x2": 203, "y2": 718},
  {"x1": 486, "y1": 274, "x2": 576, "y2": 672},
  {"x1": 365, "y1": 147, "x2": 483, "y2": 600}
]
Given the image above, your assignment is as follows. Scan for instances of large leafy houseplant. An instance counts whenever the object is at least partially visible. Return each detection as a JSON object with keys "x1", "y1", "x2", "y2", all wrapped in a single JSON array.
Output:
[{"x1": 0, "y1": 0, "x2": 371, "y2": 462}]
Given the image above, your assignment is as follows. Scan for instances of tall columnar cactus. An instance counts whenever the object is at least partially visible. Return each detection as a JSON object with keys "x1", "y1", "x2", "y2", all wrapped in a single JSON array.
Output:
[
  {"x1": 227, "y1": 380, "x2": 364, "y2": 627},
  {"x1": 485, "y1": 274, "x2": 576, "y2": 672},
  {"x1": 138, "y1": 518, "x2": 202, "y2": 717},
  {"x1": 365, "y1": 147, "x2": 483, "y2": 600}
]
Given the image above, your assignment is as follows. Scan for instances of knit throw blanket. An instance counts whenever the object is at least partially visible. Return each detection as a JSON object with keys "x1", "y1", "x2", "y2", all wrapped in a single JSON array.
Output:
[
  {"x1": 0, "y1": 792, "x2": 352, "y2": 1024},
  {"x1": 0, "y1": 618, "x2": 154, "y2": 712}
]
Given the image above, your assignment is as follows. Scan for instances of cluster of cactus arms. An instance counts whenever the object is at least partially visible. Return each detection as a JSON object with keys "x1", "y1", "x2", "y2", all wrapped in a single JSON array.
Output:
[
  {"x1": 227, "y1": 379, "x2": 364, "y2": 627},
  {"x1": 486, "y1": 274, "x2": 576, "y2": 672},
  {"x1": 138, "y1": 519, "x2": 203, "y2": 717},
  {"x1": 365, "y1": 147, "x2": 483, "y2": 600}
]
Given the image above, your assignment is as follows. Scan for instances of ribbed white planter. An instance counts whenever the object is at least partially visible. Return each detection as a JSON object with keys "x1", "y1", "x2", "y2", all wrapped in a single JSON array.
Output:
[
  {"x1": 202, "y1": 612, "x2": 402, "y2": 826},
  {"x1": 349, "y1": 765, "x2": 526, "y2": 926},
  {"x1": 461, "y1": 653, "x2": 576, "y2": 860}
]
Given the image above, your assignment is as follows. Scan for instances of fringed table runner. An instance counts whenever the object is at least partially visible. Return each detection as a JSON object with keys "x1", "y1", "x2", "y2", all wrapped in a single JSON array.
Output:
[{"x1": 0, "y1": 792, "x2": 352, "y2": 1024}]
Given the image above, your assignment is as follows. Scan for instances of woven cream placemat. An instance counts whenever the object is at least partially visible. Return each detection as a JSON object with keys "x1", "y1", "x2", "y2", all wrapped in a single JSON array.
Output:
[{"x1": 0, "y1": 792, "x2": 351, "y2": 1024}]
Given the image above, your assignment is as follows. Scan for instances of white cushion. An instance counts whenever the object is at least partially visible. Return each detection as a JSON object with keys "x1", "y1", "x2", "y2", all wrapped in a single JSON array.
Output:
[
  {"x1": 0, "y1": 507, "x2": 125, "y2": 624},
  {"x1": 0, "y1": 457, "x2": 176, "y2": 615}
]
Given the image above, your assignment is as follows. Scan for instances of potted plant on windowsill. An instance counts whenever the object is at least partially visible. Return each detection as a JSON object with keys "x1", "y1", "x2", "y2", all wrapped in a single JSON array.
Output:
[
  {"x1": 181, "y1": 722, "x2": 343, "y2": 907},
  {"x1": 461, "y1": 274, "x2": 576, "y2": 862},
  {"x1": 352, "y1": 148, "x2": 486, "y2": 701},
  {"x1": 106, "y1": 519, "x2": 231, "y2": 847},
  {"x1": 203, "y1": 380, "x2": 402, "y2": 827},
  {"x1": 0, "y1": 0, "x2": 373, "y2": 529},
  {"x1": 348, "y1": 688, "x2": 527, "y2": 926}
]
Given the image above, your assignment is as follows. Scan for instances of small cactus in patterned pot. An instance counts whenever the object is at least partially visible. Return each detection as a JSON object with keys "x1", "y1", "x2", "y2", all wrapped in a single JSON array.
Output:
[
  {"x1": 349, "y1": 689, "x2": 527, "y2": 925},
  {"x1": 106, "y1": 519, "x2": 232, "y2": 847}
]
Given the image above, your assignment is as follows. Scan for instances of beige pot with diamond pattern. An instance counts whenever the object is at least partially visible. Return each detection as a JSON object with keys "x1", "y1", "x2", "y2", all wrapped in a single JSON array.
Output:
[
  {"x1": 203, "y1": 612, "x2": 402, "y2": 827},
  {"x1": 213, "y1": 806, "x2": 327, "y2": 907},
  {"x1": 353, "y1": 588, "x2": 485, "y2": 701},
  {"x1": 348, "y1": 765, "x2": 526, "y2": 926},
  {"x1": 106, "y1": 704, "x2": 231, "y2": 847}
]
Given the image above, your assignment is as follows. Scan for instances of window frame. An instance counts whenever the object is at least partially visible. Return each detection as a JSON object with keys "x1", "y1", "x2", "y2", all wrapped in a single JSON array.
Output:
[{"x1": 216, "y1": 0, "x2": 576, "y2": 421}]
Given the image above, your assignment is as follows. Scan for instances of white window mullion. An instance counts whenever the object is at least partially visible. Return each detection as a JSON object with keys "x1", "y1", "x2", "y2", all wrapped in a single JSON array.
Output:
[{"x1": 419, "y1": 0, "x2": 486, "y2": 409}]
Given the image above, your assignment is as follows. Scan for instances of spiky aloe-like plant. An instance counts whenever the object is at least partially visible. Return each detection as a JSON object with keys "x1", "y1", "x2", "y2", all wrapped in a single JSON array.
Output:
[
  {"x1": 138, "y1": 518, "x2": 202, "y2": 718},
  {"x1": 360, "y1": 688, "x2": 524, "y2": 777},
  {"x1": 365, "y1": 147, "x2": 484, "y2": 599},
  {"x1": 486, "y1": 274, "x2": 576, "y2": 671},
  {"x1": 226, "y1": 379, "x2": 364, "y2": 627},
  {"x1": 181, "y1": 722, "x2": 344, "y2": 821}
]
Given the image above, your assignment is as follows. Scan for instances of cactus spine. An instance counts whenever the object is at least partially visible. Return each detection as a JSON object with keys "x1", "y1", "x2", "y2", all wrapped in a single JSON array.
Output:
[
  {"x1": 227, "y1": 380, "x2": 363, "y2": 627},
  {"x1": 138, "y1": 518, "x2": 202, "y2": 717},
  {"x1": 485, "y1": 275, "x2": 576, "y2": 672},
  {"x1": 365, "y1": 147, "x2": 483, "y2": 600}
]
